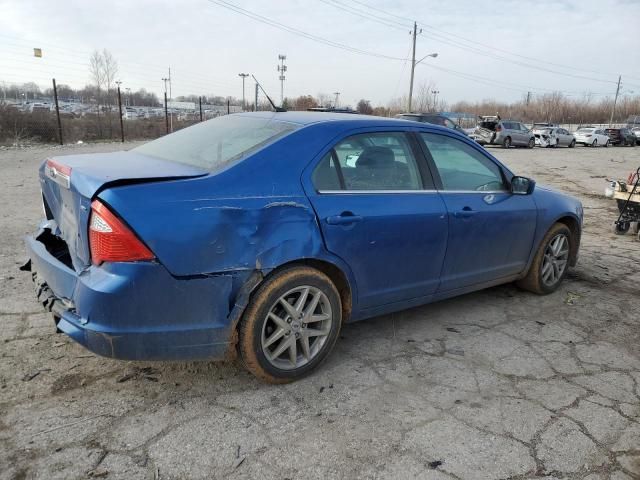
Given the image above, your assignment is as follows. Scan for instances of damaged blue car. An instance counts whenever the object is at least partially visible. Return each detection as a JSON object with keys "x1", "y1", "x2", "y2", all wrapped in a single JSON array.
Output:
[{"x1": 24, "y1": 112, "x2": 582, "y2": 382}]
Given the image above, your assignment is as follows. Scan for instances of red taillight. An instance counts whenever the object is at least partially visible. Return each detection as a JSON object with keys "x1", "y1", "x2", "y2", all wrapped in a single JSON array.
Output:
[{"x1": 89, "y1": 200, "x2": 154, "y2": 265}]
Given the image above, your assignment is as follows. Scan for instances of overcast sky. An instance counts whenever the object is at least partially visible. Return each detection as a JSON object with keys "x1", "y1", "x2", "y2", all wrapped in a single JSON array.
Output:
[{"x1": 1, "y1": 0, "x2": 639, "y2": 107}]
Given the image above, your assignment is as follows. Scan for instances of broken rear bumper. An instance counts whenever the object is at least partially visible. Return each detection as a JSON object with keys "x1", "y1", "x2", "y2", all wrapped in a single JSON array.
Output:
[{"x1": 24, "y1": 227, "x2": 242, "y2": 361}]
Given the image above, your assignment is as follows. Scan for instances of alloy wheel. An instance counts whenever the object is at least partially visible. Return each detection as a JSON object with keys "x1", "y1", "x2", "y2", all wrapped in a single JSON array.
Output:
[
  {"x1": 261, "y1": 286, "x2": 333, "y2": 370},
  {"x1": 541, "y1": 234, "x2": 569, "y2": 287}
]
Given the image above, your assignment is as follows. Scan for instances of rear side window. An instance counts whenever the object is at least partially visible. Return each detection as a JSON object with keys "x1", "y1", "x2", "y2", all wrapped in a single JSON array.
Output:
[
  {"x1": 312, "y1": 132, "x2": 424, "y2": 191},
  {"x1": 133, "y1": 115, "x2": 298, "y2": 171},
  {"x1": 420, "y1": 133, "x2": 507, "y2": 192},
  {"x1": 312, "y1": 153, "x2": 341, "y2": 191}
]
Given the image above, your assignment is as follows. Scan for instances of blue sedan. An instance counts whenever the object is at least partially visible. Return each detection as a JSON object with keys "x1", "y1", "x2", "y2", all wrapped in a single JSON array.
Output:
[{"x1": 24, "y1": 112, "x2": 583, "y2": 382}]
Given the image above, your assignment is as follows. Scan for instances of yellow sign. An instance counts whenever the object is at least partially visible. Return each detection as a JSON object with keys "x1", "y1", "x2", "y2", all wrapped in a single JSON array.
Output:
[{"x1": 33, "y1": 48, "x2": 42, "y2": 58}]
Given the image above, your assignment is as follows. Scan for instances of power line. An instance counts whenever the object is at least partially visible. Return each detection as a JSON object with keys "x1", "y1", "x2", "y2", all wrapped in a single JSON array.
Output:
[
  {"x1": 417, "y1": 31, "x2": 616, "y2": 85},
  {"x1": 347, "y1": 0, "x2": 627, "y2": 80},
  {"x1": 317, "y1": 0, "x2": 409, "y2": 31},
  {"x1": 206, "y1": 0, "x2": 404, "y2": 61},
  {"x1": 318, "y1": 0, "x2": 617, "y2": 85}
]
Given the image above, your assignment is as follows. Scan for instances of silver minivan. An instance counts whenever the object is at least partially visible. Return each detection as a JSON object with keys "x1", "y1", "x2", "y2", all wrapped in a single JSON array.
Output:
[{"x1": 471, "y1": 116, "x2": 535, "y2": 148}]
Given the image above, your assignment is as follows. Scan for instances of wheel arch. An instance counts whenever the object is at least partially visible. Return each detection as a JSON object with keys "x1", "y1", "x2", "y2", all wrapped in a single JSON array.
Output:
[
  {"x1": 554, "y1": 215, "x2": 581, "y2": 266},
  {"x1": 228, "y1": 256, "x2": 355, "y2": 350}
]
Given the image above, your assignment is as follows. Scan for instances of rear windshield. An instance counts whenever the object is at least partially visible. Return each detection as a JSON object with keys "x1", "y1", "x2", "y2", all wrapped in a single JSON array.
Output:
[
  {"x1": 133, "y1": 115, "x2": 298, "y2": 171},
  {"x1": 577, "y1": 128, "x2": 595, "y2": 133}
]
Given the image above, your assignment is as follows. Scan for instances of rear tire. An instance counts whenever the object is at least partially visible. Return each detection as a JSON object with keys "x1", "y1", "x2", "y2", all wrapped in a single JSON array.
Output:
[
  {"x1": 502, "y1": 137, "x2": 512, "y2": 149},
  {"x1": 238, "y1": 266, "x2": 342, "y2": 383},
  {"x1": 517, "y1": 223, "x2": 572, "y2": 295}
]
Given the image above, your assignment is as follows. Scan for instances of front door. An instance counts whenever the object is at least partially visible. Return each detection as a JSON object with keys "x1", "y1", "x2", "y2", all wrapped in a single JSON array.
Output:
[
  {"x1": 305, "y1": 131, "x2": 448, "y2": 309},
  {"x1": 418, "y1": 131, "x2": 537, "y2": 292}
]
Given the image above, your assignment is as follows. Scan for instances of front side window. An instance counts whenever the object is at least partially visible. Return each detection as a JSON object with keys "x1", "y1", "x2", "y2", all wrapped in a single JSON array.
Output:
[
  {"x1": 420, "y1": 132, "x2": 507, "y2": 192},
  {"x1": 312, "y1": 132, "x2": 423, "y2": 191}
]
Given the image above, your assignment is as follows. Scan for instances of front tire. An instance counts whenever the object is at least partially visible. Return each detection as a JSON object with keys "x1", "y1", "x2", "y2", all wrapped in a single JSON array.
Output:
[
  {"x1": 569, "y1": 139, "x2": 576, "y2": 148},
  {"x1": 502, "y1": 137, "x2": 512, "y2": 149},
  {"x1": 238, "y1": 266, "x2": 342, "y2": 383},
  {"x1": 517, "y1": 223, "x2": 572, "y2": 295},
  {"x1": 528, "y1": 138, "x2": 535, "y2": 149},
  {"x1": 592, "y1": 139, "x2": 598, "y2": 147}
]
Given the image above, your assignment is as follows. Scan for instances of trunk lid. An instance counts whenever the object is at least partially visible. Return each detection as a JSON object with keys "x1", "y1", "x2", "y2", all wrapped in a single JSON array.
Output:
[{"x1": 39, "y1": 151, "x2": 207, "y2": 270}]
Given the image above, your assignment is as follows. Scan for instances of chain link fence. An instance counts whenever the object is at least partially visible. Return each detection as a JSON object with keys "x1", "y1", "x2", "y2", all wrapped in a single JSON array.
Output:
[{"x1": 0, "y1": 78, "x2": 242, "y2": 146}]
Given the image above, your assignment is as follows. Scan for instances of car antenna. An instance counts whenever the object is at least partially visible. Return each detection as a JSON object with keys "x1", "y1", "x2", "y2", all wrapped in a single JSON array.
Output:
[{"x1": 252, "y1": 75, "x2": 286, "y2": 112}]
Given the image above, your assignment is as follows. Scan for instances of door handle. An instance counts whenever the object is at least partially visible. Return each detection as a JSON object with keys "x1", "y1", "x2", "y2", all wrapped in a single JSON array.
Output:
[
  {"x1": 325, "y1": 212, "x2": 363, "y2": 225},
  {"x1": 453, "y1": 207, "x2": 478, "y2": 219}
]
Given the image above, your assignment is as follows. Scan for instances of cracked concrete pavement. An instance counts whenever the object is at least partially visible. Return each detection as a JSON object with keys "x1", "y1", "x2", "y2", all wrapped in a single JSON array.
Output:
[{"x1": 0, "y1": 142, "x2": 639, "y2": 479}]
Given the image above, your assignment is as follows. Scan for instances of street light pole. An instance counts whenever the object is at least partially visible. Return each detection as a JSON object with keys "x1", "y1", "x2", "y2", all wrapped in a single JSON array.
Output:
[
  {"x1": 238, "y1": 73, "x2": 249, "y2": 111},
  {"x1": 407, "y1": 22, "x2": 438, "y2": 112},
  {"x1": 333, "y1": 92, "x2": 340, "y2": 108}
]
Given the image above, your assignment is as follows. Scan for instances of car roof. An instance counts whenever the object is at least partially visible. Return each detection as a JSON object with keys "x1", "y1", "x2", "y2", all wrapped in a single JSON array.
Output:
[{"x1": 234, "y1": 110, "x2": 428, "y2": 127}]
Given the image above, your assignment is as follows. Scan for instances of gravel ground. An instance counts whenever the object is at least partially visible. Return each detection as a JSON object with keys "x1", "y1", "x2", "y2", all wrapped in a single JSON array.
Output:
[{"x1": 1, "y1": 141, "x2": 639, "y2": 480}]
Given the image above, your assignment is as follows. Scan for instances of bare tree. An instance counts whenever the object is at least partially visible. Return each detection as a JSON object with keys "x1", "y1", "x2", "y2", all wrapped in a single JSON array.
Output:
[
  {"x1": 89, "y1": 50, "x2": 105, "y2": 93},
  {"x1": 102, "y1": 49, "x2": 118, "y2": 100}
]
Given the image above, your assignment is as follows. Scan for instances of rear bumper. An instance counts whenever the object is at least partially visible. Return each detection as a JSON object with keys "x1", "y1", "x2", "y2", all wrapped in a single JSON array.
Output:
[{"x1": 25, "y1": 226, "x2": 243, "y2": 361}]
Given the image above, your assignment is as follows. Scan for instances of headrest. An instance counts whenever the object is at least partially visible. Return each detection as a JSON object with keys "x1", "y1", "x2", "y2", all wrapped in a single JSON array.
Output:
[{"x1": 356, "y1": 146, "x2": 395, "y2": 167}]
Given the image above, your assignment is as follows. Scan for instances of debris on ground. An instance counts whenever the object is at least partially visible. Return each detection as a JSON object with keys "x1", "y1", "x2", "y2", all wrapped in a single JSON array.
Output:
[
  {"x1": 446, "y1": 327, "x2": 461, "y2": 333},
  {"x1": 87, "y1": 468, "x2": 109, "y2": 478},
  {"x1": 565, "y1": 291, "x2": 582, "y2": 305},
  {"x1": 447, "y1": 348, "x2": 465, "y2": 356},
  {"x1": 428, "y1": 460, "x2": 443, "y2": 469}
]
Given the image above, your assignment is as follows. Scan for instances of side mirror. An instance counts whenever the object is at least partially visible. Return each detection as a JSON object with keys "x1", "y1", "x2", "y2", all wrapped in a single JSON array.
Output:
[{"x1": 511, "y1": 176, "x2": 535, "y2": 195}]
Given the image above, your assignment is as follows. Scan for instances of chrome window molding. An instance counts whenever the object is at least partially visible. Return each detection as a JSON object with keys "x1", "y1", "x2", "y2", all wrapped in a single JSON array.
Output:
[
  {"x1": 317, "y1": 189, "x2": 438, "y2": 194},
  {"x1": 317, "y1": 189, "x2": 508, "y2": 195}
]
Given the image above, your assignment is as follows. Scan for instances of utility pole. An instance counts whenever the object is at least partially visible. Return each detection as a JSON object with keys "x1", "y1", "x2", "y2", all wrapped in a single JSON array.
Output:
[
  {"x1": 407, "y1": 22, "x2": 438, "y2": 112},
  {"x1": 254, "y1": 82, "x2": 259, "y2": 112},
  {"x1": 125, "y1": 87, "x2": 131, "y2": 107},
  {"x1": 408, "y1": 22, "x2": 418, "y2": 112},
  {"x1": 238, "y1": 73, "x2": 249, "y2": 111},
  {"x1": 162, "y1": 77, "x2": 169, "y2": 134},
  {"x1": 526, "y1": 91, "x2": 531, "y2": 106},
  {"x1": 333, "y1": 92, "x2": 340, "y2": 108},
  {"x1": 431, "y1": 90, "x2": 440, "y2": 112},
  {"x1": 116, "y1": 81, "x2": 124, "y2": 143},
  {"x1": 610, "y1": 75, "x2": 622, "y2": 127},
  {"x1": 168, "y1": 67, "x2": 173, "y2": 132},
  {"x1": 277, "y1": 54, "x2": 287, "y2": 107}
]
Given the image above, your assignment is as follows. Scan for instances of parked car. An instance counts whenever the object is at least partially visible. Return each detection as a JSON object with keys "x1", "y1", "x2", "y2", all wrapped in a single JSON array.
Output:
[
  {"x1": 605, "y1": 128, "x2": 637, "y2": 147},
  {"x1": 396, "y1": 113, "x2": 467, "y2": 135},
  {"x1": 532, "y1": 127, "x2": 576, "y2": 148},
  {"x1": 632, "y1": 127, "x2": 640, "y2": 145},
  {"x1": 24, "y1": 112, "x2": 582, "y2": 382},
  {"x1": 531, "y1": 122, "x2": 560, "y2": 130},
  {"x1": 470, "y1": 116, "x2": 535, "y2": 148},
  {"x1": 574, "y1": 127, "x2": 610, "y2": 147}
]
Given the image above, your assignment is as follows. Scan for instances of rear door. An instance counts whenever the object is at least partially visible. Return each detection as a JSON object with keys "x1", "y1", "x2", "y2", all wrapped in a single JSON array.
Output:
[
  {"x1": 304, "y1": 130, "x2": 448, "y2": 309},
  {"x1": 418, "y1": 131, "x2": 537, "y2": 291}
]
